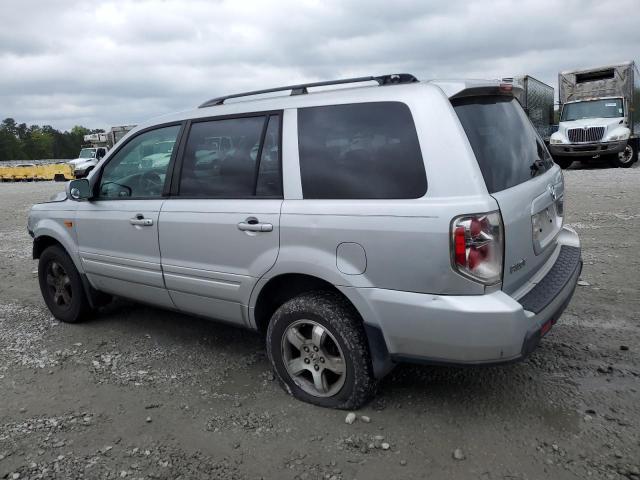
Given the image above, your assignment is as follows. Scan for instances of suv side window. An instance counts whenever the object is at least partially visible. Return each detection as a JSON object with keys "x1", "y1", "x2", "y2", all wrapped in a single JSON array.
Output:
[
  {"x1": 298, "y1": 102, "x2": 427, "y2": 199},
  {"x1": 179, "y1": 114, "x2": 282, "y2": 197},
  {"x1": 99, "y1": 125, "x2": 181, "y2": 199}
]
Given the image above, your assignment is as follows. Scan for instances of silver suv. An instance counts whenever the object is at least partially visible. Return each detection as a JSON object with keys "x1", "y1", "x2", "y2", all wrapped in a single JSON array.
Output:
[{"x1": 28, "y1": 74, "x2": 582, "y2": 409}]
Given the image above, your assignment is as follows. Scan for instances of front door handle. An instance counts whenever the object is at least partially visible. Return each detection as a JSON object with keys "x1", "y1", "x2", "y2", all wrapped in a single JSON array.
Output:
[
  {"x1": 237, "y1": 218, "x2": 273, "y2": 232},
  {"x1": 130, "y1": 214, "x2": 153, "y2": 226}
]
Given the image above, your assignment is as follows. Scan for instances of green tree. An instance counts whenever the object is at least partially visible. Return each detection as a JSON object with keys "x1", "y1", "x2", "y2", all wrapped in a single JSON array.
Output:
[
  {"x1": 0, "y1": 119, "x2": 103, "y2": 161},
  {"x1": 22, "y1": 126, "x2": 54, "y2": 159},
  {"x1": 0, "y1": 119, "x2": 24, "y2": 160}
]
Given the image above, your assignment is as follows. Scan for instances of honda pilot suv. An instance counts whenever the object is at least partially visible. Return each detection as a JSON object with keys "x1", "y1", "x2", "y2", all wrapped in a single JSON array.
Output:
[{"x1": 28, "y1": 74, "x2": 582, "y2": 409}]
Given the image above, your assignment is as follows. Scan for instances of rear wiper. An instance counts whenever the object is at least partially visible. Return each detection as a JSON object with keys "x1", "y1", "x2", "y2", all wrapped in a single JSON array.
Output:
[{"x1": 529, "y1": 158, "x2": 544, "y2": 176}]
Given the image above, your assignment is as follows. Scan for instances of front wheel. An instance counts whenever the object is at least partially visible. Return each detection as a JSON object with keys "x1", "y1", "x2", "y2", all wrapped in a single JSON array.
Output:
[
  {"x1": 609, "y1": 142, "x2": 637, "y2": 168},
  {"x1": 266, "y1": 291, "x2": 375, "y2": 409},
  {"x1": 38, "y1": 245, "x2": 92, "y2": 323}
]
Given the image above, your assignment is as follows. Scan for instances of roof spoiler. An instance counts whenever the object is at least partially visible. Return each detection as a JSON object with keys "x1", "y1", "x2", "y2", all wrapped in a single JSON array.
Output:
[{"x1": 450, "y1": 81, "x2": 522, "y2": 100}]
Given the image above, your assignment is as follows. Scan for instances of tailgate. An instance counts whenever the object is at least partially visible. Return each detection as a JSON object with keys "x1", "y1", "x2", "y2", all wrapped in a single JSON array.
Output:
[
  {"x1": 491, "y1": 169, "x2": 564, "y2": 293},
  {"x1": 452, "y1": 95, "x2": 564, "y2": 294}
]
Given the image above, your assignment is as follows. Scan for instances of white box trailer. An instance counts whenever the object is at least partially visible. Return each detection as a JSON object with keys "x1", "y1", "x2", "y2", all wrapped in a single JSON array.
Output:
[
  {"x1": 108, "y1": 125, "x2": 136, "y2": 147},
  {"x1": 83, "y1": 133, "x2": 108, "y2": 145},
  {"x1": 550, "y1": 61, "x2": 639, "y2": 168},
  {"x1": 512, "y1": 75, "x2": 554, "y2": 141}
]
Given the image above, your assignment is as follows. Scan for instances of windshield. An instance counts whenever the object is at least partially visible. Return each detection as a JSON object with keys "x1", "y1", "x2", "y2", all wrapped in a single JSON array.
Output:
[
  {"x1": 453, "y1": 95, "x2": 554, "y2": 193},
  {"x1": 78, "y1": 149, "x2": 96, "y2": 159},
  {"x1": 561, "y1": 99, "x2": 623, "y2": 121}
]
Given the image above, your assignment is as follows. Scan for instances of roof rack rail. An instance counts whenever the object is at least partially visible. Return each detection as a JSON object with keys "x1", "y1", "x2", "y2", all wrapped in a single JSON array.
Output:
[{"x1": 198, "y1": 73, "x2": 418, "y2": 108}]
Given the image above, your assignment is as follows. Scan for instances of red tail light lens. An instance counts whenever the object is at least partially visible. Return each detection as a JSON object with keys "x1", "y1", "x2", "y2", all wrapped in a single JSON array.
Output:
[
  {"x1": 450, "y1": 211, "x2": 503, "y2": 285},
  {"x1": 454, "y1": 226, "x2": 466, "y2": 265}
]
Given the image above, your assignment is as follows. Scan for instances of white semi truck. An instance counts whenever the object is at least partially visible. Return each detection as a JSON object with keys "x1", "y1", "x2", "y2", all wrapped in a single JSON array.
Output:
[
  {"x1": 68, "y1": 134, "x2": 109, "y2": 178},
  {"x1": 550, "y1": 61, "x2": 639, "y2": 169},
  {"x1": 68, "y1": 125, "x2": 136, "y2": 177}
]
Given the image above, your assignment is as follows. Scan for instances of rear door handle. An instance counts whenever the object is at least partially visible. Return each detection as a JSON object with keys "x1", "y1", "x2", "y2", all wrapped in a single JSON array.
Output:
[
  {"x1": 130, "y1": 215, "x2": 153, "y2": 226},
  {"x1": 237, "y1": 218, "x2": 273, "y2": 232}
]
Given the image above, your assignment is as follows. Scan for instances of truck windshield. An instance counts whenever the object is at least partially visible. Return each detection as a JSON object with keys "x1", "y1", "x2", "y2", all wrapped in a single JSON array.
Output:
[
  {"x1": 78, "y1": 149, "x2": 96, "y2": 159},
  {"x1": 453, "y1": 95, "x2": 554, "y2": 193},
  {"x1": 561, "y1": 99, "x2": 623, "y2": 121}
]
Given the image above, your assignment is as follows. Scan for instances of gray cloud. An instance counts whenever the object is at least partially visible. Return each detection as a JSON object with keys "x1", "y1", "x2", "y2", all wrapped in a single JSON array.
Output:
[{"x1": 1, "y1": 0, "x2": 638, "y2": 130}]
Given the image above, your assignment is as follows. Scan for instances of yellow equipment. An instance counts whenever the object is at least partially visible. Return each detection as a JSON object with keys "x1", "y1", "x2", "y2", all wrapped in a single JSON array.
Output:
[{"x1": 0, "y1": 163, "x2": 75, "y2": 182}]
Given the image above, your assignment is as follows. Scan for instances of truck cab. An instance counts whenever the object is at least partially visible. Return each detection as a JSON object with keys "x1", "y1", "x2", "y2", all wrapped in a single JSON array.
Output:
[
  {"x1": 550, "y1": 62, "x2": 639, "y2": 169},
  {"x1": 68, "y1": 146, "x2": 108, "y2": 178}
]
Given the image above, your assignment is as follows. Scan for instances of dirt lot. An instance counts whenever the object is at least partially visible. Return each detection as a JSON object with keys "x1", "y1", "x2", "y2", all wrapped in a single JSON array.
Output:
[{"x1": 1, "y1": 164, "x2": 639, "y2": 480}]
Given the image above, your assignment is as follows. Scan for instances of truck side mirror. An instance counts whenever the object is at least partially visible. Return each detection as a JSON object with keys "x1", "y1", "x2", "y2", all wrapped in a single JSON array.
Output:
[{"x1": 67, "y1": 179, "x2": 91, "y2": 201}]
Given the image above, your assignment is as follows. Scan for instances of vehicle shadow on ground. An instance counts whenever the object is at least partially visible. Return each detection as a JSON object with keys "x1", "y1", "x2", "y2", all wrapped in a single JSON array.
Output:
[{"x1": 83, "y1": 298, "x2": 574, "y2": 424}]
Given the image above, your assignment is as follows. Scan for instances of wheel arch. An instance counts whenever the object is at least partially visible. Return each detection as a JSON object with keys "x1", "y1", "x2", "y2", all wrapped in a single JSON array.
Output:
[
  {"x1": 31, "y1": 222, "x2": 83, "y2": 273},
  {"x1": 33, "y1": 235, "x2": 65, "y2": 260},
  {"x1": 33, "y1": 232, "x2": 110, "y2": 309},
  {"x1": 251, "y1": 272, "x2": 393, "y2": 378}
]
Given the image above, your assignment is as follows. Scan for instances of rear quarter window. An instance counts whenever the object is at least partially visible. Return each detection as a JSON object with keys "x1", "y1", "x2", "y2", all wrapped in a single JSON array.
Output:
[{"x1": 298, "y1": 102, "x2": 427, "y2": 199}]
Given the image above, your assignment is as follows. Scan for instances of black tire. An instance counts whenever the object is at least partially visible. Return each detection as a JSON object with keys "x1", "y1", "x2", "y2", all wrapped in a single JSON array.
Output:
[
  {"x1": 266, "y1": 291, "x2": 375, "y2": 409},
  {"x1": 38, "y1": 245, "x2": 92, "y2": 323},
  {"x1": 609, "y1": 142, "x2": 637, "y2": 168},
  {"x1": 553, "y1": 157, "x2": 573, "y2": 169}
]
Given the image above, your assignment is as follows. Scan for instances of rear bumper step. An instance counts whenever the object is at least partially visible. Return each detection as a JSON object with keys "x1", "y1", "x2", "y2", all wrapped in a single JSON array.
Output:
[{"x1": 519, "y1": 246, "x2": 582, "y2": 314}]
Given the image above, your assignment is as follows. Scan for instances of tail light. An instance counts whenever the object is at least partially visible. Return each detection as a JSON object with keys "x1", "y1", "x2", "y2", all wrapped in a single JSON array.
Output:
[{"x1": 450, "y1": 211, "x2": 503, "y2": 285}]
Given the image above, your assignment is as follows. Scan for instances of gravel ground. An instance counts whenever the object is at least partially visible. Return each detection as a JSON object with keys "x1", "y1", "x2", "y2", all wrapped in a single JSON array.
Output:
[{"x1": 1, "y1": 164, "x2": 639, "y2": 479}]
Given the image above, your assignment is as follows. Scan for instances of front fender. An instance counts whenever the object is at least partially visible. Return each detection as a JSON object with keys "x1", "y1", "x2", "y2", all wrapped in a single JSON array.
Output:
[{"x1": 32, "y1": 217, "x2": 83, "y2": 273}]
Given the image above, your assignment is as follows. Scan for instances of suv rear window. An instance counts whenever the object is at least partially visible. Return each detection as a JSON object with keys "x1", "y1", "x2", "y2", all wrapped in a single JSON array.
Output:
[
  {"x1": 453, "y1": 95, "x2": 554, "y2": 193},
  {"x1": 298, "y1": 102, "x2": 427, "y2": 199}
]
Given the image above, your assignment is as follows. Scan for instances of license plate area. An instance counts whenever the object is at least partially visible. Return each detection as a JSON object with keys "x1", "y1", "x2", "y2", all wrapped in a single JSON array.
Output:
[{"x1": 531, "y1": 195, "x2": 563, "y2": 255}]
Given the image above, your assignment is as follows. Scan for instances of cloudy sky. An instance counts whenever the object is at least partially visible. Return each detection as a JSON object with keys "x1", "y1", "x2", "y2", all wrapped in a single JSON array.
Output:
[{"x1": 1, "y1": 0, "x2": 639, "y2": 130}]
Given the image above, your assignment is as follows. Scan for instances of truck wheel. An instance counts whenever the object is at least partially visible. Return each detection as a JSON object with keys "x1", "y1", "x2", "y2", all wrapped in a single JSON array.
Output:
[
  {"x1": 266, "y1": 291, "x2": 376, "y2": 409},
  {"x1": 610, "y1": 143, "x2": 637, "y2": 168},
  {"x1": 38, "y1": 245, "x2": 92, "y2": 323},
  {"x1": 554, "y1": 157, "x2": 573, "y2": 169}
]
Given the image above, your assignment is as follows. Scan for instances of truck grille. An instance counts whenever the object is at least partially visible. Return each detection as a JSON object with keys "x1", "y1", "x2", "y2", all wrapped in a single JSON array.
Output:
[{"x1": 567, "y1": 127, "x2": 605, "y2": 143}]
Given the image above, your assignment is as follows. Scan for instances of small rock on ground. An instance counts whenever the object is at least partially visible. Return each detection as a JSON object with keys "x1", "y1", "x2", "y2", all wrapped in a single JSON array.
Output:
[
  {"x1": 345, "y1": 412, "x2": 356, "y2": 424},
  {"x1": 453, "y1": 448, "x2": 466, "y2": 461}
]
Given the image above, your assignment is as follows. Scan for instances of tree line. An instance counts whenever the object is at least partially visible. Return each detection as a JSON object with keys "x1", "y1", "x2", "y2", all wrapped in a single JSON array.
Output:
[{"x1": 0, "y1": 118, "x2": 103, "y2": 161}]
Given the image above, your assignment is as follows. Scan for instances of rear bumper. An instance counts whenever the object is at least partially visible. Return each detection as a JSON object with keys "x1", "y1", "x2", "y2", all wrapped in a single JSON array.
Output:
[
  {"x1": 549, "y1": 140, "x2": 627, "y2": 157},
  {"x1": 354, "y1": 227, "x2": 581, "y2": 366}
]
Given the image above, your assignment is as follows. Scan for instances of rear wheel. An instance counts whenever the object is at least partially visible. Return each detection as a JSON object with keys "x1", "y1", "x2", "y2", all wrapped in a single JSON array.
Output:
[
  {"x1": 609, "y1": 142, "x2": 636, "y2": 168},
  {"x1": 553, "y1": 157, "x2": 573, "y2": 169},
  {"x1": 38, "y1": 245, "x2": 92, "y2": 323},
  {"x1": 266, "y1": 291, "x2": 375, "y2": 409}
]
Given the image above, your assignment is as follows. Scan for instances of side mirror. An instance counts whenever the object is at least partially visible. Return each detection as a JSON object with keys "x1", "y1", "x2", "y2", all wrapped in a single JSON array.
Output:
[{"x1": 67, "y1": 178, "x2": 91, "y2": 201}]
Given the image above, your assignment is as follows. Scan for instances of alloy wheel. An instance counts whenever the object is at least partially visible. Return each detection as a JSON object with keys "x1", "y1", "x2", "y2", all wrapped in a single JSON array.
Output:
[
  {"x1": 45, "y1": 261, "x2": 72, "y2": 308},
  {"x1": 281, "y1": 319, "x2": 346, "y2": 397}
]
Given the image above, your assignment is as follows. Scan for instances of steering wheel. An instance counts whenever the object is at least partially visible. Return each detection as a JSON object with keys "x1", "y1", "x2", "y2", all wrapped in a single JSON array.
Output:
[{"x1": 139, "y1": 171, "x2": 163, "y2": 195}]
